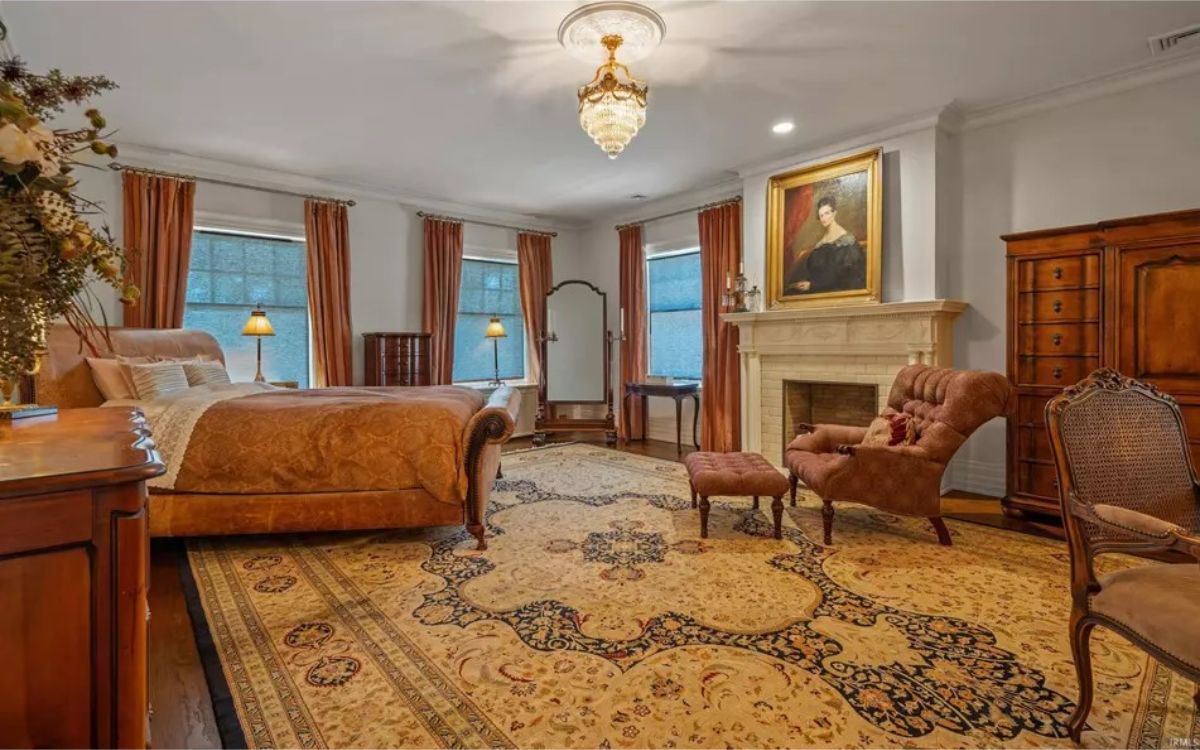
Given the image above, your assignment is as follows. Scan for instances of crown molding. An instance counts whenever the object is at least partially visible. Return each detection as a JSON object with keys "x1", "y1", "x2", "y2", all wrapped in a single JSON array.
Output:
[
  {"x1": 587, "y1": 176, "x2": 743, "y2": 231},
  {"x1": 734, "y1": 108, "x2": 947, "y2": 181},
  {"x1": 113, "y1": 143, "x2": 581, "y2": 234},
  {"x1": 961, "y1": 47, "x2": 1200, "y2": 132}
]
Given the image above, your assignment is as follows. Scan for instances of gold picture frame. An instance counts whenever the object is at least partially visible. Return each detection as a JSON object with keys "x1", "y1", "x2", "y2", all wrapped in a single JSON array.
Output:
[{"x1": 765, "y1": 147, "x2": 883, "y2": 309}]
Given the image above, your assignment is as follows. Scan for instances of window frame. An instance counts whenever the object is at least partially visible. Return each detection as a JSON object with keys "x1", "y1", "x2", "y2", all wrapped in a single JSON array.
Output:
[
  {"x1": 645, "y1": 245, "x2": 703, "y2": 382},
  {"x1": 185, "y1": 215, "x2": 313, "y2": 386},
  {"x1": 452, "y1": 250, "x2": 530, "y2": 385}
]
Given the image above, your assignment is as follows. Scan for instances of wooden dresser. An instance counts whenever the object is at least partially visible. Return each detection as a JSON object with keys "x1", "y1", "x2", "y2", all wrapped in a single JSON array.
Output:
[
  {"x1": 363, "y1": 332, "x2": 432, "y2": 386},
  {"x1": 0, "y1": 408, "x2": 164, "y2": 748},
  {"x1": 1004, "y1": 208, "x2": 1200, "y2": 520}
]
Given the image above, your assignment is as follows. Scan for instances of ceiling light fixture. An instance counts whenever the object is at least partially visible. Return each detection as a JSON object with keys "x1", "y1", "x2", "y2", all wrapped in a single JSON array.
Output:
[
  {"x1": 772, "y1": 120, "x2": 795, "y2": 135},
  {"x1": 559, "y1": 2, "x2": 665, "y2": 159}
]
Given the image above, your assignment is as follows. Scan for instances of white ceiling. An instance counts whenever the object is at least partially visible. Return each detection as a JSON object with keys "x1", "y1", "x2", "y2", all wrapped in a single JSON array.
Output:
[{"x1": 6, "y1": 1, "x2": 1199, "y2": 223}]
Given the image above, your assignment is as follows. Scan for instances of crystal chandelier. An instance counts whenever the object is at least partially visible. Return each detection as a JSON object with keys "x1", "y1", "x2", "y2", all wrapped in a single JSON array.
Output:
[
  {"x1": 577, "y1": 35, "x2": 647, "y2": 159},
  {"x1": 559, "y1": 2, "x2": 664, "y2": 159}
]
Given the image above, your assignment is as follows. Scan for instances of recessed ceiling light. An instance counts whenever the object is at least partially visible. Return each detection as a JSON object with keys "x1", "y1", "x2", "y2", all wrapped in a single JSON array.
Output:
[{"x1": 772, "y1": 120, "x2": 795, "y2": 135}]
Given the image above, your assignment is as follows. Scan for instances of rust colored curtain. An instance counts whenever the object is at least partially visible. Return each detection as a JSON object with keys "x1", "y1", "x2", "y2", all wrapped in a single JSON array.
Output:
[
  {"x1": 699, "y1": 200, "x2": 742, "y2": 451},
  {"x1": 121, "y1": 171, "x2": 196, "y2": 328},
  {"x1": 422, "y1": 218, "x2": 463, "y2": 385},
  {"x1": 618, "y1": 225, "x2": 648, "y2": 441},
  {"x1": 517, "y1": 232, "x2": 553, "y2": 386},
  {"x1": 304, "y1": 199, "x2": 354, "y2": 387}
]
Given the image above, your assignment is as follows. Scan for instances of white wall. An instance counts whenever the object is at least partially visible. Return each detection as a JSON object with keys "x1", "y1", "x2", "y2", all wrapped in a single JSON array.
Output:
[
  {"x1": 740, "y1": 123, "x2": 947, "y2": 303},
  {"x1": 948, "y1": 70, "x2": 1200, "y2": 493}
]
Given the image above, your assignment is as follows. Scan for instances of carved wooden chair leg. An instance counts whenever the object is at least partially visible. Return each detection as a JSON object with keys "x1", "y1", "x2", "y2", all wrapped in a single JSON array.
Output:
[
  {"x1": 771, "y1": 496, "x2": 783, "y2": 539},
  {"x1": 1067, "y1": 614, "x2": 1096, "y2": 744},
  {"x1": 930, "y1": 516, "x2": 952, "y2": 546},
  {"x1": 789, "y1": 471, "x2": 798, "y2": 507},
  {"x1": 689, "y1": 482, "x2": 697, "y2": 509},
  {"x1": 468, "y1": 523, "x2": 487, "y2": 551},
  {"x1": 752, "y1": 495, "x2": 760, "y2": 510},
  {"x1": 821, "y1": 498, "x2": 834, "y2": 545},
  {"x1": 699, "y1": 496, "x2": 710, "y2": 539}
]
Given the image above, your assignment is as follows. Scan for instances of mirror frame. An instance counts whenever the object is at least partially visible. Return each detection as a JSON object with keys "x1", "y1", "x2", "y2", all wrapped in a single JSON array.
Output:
[{"x1": 534, "y1": 279, "x2": 616, "y2": 446}]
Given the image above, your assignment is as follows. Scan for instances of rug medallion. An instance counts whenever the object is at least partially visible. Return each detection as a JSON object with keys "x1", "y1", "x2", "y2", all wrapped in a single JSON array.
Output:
[{"x1": 185, "y1": 444, "x2": 1197, "y2": 748}]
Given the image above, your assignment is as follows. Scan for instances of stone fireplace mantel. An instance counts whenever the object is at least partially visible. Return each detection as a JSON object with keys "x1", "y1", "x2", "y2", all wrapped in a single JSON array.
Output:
[{"x1": 722, "y1": 299, "x2": 967, "y2": 463}]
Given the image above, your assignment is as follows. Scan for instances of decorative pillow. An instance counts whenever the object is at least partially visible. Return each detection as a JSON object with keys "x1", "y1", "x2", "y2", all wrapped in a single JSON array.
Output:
[
  {"x1": 861, "y1": 413, "x2": 917, "y2": 447},
  {"x1": 183, "y1": 361, "x2": 231, "y2": 386},
  {"x1": 127, "y1": 362, "x2": 190, "y2": 400},
  {"x1": 86, "y1": 356, "x2": 151, "y2": 401}
]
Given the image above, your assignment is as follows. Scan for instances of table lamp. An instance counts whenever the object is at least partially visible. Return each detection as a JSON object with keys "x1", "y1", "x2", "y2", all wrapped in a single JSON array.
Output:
[
  {"x1": 485, "y1": 315, "x2": 506, "y2": 386},
  {"x1": 242, "y1": 304, "x2": 275, "y2": 382}
]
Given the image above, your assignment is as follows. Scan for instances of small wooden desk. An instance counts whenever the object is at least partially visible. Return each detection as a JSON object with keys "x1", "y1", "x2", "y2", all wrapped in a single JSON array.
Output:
[{"x1": 623, "y1": 382, "x2": 700, "y2": 454}]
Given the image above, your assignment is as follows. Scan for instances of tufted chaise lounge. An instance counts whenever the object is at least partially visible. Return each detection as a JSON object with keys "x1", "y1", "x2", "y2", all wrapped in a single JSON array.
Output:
[{"x1": 785, "y1": 364, "x2": 1013, "y2": 545}]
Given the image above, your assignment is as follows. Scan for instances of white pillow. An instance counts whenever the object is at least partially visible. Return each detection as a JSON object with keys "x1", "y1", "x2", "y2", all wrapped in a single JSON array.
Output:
[
  {"x1": 183, "y1": 361, "x2": 231, "y2": 386},
  {"x1": 127, "y1": 362, "x2": 190, "y2": 399}
]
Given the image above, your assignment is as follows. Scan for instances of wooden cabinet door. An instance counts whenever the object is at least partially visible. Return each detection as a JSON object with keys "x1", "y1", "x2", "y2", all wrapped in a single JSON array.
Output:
[
  {"x1": 1116, "y1": 242, "x2": 1200, "y2": 396},
  {"x1": 0, "y1": 548, "x2": 93, "y2": 747}
]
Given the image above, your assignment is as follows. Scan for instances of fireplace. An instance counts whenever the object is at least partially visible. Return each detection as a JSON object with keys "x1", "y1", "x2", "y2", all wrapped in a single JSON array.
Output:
[{"x1": 782, "y1": 380, "x2": 878, "y2": 458}]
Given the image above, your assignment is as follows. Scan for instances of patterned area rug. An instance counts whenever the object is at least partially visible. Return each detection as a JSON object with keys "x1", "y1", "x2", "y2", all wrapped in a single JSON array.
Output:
[{"x1": 184, "y1": 444, "x2": 1197, "y2": 748}]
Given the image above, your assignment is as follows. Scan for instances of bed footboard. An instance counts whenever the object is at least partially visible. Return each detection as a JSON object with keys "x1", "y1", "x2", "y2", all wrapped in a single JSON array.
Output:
[{"x1": 463, "y1": 386, "x2": 520, "y2": 550}]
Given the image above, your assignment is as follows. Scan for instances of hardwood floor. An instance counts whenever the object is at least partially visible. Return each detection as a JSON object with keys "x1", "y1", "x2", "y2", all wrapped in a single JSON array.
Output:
[{"x1": 148, "y1": 435, "x2": 1058, "y2": 747}]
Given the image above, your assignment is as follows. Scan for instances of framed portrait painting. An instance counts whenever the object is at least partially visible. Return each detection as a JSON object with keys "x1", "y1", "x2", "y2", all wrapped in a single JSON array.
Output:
[{"x1": 765, "y1": 148, "x2": 882, "y2": 308}]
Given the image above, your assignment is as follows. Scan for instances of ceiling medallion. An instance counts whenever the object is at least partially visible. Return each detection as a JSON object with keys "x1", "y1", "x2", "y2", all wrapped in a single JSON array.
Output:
[{"x1": 559, "y1": 2, "x2": 665, "y2": 159}]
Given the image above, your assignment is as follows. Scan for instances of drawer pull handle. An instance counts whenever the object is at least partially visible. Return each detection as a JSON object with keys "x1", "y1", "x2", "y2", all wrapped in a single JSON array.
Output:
[
  {"x1": 1052, "y1": 300, "x2": 1063, "y2": 313},
  {"x1": 1052, "y1": 367, "x2": 1064, "y2": 380},
  {"x1": 1052, "y1": 478, "x2": 1059, "y2": 490},
  {"x1": 1053, "y1": 267, "x2": 1063, "y2": 279},
  {"x1": 1051, "y1": 333, "x2": 1063, "y2": 346}
]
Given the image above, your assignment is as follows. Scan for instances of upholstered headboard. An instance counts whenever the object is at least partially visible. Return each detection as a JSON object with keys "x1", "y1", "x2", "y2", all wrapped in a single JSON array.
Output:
[{"x1": 36, "y1": 324, "x2": 226, "y2": 408}]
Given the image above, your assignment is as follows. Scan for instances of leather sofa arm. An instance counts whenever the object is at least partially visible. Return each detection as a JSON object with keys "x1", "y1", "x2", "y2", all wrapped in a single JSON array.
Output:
[
  {"x1": 463, "y1": 386, "x2": 520, "y2": 447},
  {"x1": 787, "y1": 424, "x2": 870, "y2": 454}
]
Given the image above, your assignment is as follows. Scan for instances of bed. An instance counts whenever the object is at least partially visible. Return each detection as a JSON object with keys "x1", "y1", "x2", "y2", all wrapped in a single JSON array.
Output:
[{"x1": 35, "y1": 325, "x2": 519, "y2": 549}]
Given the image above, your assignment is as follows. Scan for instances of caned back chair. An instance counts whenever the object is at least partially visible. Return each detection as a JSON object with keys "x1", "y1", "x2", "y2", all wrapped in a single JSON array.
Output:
[{"x1": 1045, "y1": 369, "x2": 1200, "y2": 743}]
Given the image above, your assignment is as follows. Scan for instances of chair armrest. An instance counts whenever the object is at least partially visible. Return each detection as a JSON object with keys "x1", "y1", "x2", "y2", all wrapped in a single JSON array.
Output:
[
  {"x1": 787, "y1": 424, "x2": 869, "y2": 454},
  {"x1": 1077, "y1": 501, "x2": 1200, "y2": 561},
  {"x1": 836, "y1": 443, "x2": 932, "y2": 461}
]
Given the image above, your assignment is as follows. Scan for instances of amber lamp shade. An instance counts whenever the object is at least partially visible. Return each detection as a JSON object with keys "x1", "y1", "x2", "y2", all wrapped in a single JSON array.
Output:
[
  {"x1": 485, "y1": 316, "x2": 507, "y2": 339},
  {"x1": 242, "y1": 305, "x2": 275, "y2": 382}
]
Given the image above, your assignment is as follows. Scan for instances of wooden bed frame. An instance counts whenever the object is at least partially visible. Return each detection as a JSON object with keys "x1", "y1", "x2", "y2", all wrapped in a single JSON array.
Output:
[{"x1": 35, "y1": 325, "x2": 519, "y2": 549}]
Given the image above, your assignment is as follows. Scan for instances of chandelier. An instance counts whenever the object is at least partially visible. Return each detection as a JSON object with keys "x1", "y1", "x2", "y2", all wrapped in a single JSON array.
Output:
[{"x1": 559, "y1": 2, "x2": 665, "y2": 159}]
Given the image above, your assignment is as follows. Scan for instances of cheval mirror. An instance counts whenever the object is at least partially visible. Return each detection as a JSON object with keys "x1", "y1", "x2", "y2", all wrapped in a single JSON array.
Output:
[{"x1": 534, "y1": 280, "x2": 616, "y2": 445}]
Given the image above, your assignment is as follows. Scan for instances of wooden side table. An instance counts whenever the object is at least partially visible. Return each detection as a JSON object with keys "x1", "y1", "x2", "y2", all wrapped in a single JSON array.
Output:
[{"x1": 623, "y1": 381, "x2": 701, "y2": 454}]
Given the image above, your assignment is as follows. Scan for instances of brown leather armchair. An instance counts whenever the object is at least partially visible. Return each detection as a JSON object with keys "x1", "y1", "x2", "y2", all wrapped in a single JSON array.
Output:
[
  {"x1": 1045, "y1": 369, "x2": 1200, "y2": 742},
  {"x1": 785, "y1": 364, "x2": 1012, "y2": 545}
]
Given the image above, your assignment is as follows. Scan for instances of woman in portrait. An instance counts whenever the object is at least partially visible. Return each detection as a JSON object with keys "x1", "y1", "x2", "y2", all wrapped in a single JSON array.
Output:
[{"x1": 784, "y1": 195, "x2": 866, "y2": 294}]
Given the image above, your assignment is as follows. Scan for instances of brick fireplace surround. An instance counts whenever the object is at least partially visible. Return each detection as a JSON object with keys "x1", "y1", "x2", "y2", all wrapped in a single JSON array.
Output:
[{"x1": 722, "y1": 300, "x2": 966, "y2": 465}]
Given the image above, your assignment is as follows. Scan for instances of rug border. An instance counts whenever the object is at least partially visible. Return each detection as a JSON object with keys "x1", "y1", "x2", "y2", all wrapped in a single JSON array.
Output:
[{"x1": 178, "y1": 545, "x2": 250, "y2": 750}]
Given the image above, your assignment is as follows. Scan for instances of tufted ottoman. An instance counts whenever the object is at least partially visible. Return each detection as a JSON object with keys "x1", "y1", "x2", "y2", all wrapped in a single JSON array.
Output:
[{"x1": 683, "y1": 452, "x2": 790, "y2": 539}]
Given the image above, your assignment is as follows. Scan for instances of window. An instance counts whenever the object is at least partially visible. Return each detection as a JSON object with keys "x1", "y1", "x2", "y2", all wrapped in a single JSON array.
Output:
[
  {"x1": 453, "y1": 258, "x2": 525, "y2": 383},
  {"x1": 647, "y1": 250, "x2": 702, "y2": 381},
  {"x1": 183, "y1": 229, "x2": 310, "y2": 387}
]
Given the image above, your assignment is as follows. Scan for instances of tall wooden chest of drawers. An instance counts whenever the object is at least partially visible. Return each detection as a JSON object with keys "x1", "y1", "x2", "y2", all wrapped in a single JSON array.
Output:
[
  {"x1": 1004, "y1": 208, "x2": 1200, "y2": 519},
  {"x1": 0, "y1": 408, "x2": 164, "y2": 748},
  {"x1": 363, "y1": 332, "x2": 432, "y2": 386}
]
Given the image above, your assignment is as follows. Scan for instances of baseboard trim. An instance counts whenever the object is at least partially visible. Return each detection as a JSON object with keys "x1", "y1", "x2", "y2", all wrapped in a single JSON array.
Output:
[{"x1": 945, "y1": 457, "x2": 1005, "y2": 498}]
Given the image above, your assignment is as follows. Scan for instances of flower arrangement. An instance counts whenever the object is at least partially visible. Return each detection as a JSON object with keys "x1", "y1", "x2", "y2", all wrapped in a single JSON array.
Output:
[{"x1": 0, "y1": 22, "x2": 137, "y2": 400}]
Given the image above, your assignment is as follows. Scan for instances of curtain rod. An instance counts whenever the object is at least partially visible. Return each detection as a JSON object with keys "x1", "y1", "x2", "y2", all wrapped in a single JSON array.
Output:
[
  {"x1": 416, "y1": 211, "x2": 558, "y2": 238},
  {"x1": 614, "y1": 195, "x2": 742, "y2": 232},
  {"x1": 108, "y1": 163, "x2": 357, "y2": 207}
]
